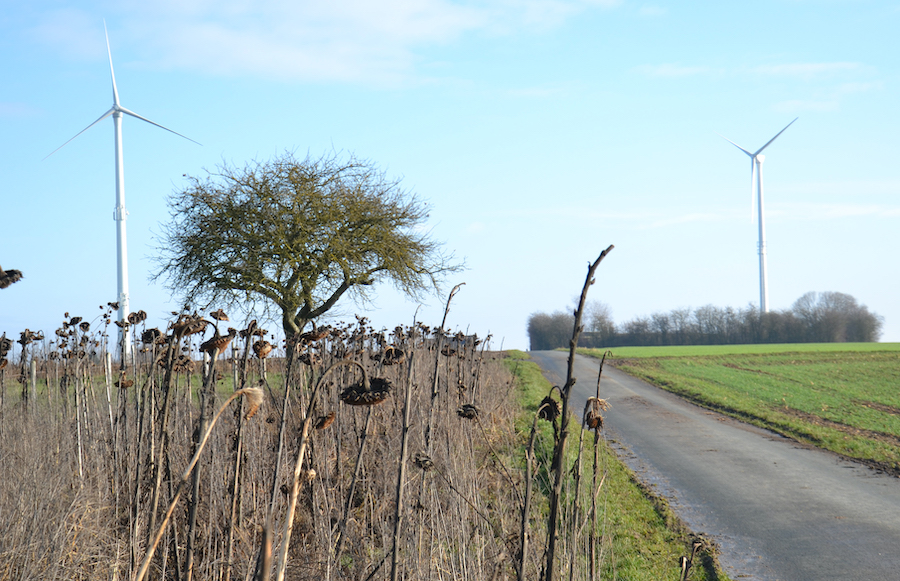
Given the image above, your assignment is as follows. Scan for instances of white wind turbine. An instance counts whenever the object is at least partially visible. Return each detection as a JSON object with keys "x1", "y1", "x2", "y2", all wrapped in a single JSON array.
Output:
[
  {"x1": 720, "y1": 117, "x2": 797, "y2": 314},
  {"x1": 47, "y1": 24, "x2": 200, "y2": 354}
]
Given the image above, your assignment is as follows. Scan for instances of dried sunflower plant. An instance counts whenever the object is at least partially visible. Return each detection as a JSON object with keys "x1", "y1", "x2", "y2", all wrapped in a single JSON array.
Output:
[
  {"x1": 0, "y1": 244, "x2": 652, "y2": 581},
  {"x1": 0, "y1": 299, "x2": 543, "y2": 581}
]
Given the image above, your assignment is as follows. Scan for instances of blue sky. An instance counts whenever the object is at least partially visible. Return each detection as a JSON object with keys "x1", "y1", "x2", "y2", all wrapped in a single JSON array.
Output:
[{"x1": 2, "y1": 0, "x2": 899, "y2": 350}]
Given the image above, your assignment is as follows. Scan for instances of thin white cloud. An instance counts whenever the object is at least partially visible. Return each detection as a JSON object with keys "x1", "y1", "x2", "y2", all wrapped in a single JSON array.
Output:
[
  {"x1": 502, "y1": 197, "x2": 900, "y2": 229},
  {"x1": 772, "y1": 202, "x2": 900, "y2": 220},
  {"x1": 787, "y1": 179, "x2": 900, "y2": 197},
  {"x1": 639, "y1": 5, "x2": 667, "y2": 16},
  {"x1": 835, "y1": 81, "x2": 882, "y2": 95},
  {"x1": 638, "y1": 61, "x2": 875, "y2": 84},
  {"x1": 504, "y1": 206, "x2": 737, "y2": 228},
  {"x1": 28, "y1": 8, "x2": 104, "y2": 60},
  {"x1": 773, "y1": 80, "x2": 882, "y2": 113},
  {"x1": 506, "y1": 84, "x2": 570, "y2": 98},
  {"x1": 126, "y1": 0, "x2": 487, "y2": 84},
  {"x1": 634, "y1": 63, "x2": 711, "y2": 78},
  {"x1": 752, "y1": 62, "x2": 864, "y2": 80},
  {"x1": 643, "y1": 212, "x2": 728, "y2": 229},
  {"x1": 773, "y1": 99, "x2": 839, "y2": 113},
  {"x1": 501, "y1": 0, "x2": 581, "y2": 28},
  {"x1": 31, "y1": 0, "x2": 622, "y2": 84},
  {"x1": 0, "y1": 102, "x2": 41, "y2": 118}
]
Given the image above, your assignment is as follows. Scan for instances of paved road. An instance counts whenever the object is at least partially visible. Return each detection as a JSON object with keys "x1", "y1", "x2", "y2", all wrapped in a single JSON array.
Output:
[{"x1": 529, "y1": 350, "x2": 900, "y2": 581}]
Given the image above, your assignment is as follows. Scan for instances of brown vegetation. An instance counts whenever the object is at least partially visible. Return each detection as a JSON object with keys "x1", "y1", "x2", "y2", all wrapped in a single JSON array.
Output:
[
  {"x1": 1, "y1": 254, "x2": 711, "y2": 580},
  {"x1": 0, "y1": 307, "x2": 532, "y2": 580}
]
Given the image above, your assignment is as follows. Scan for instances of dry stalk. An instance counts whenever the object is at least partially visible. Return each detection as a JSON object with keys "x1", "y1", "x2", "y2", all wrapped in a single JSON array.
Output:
[
  {"x1": 544, "y1": 245, "x2": 613, "y2": 581},
  {"x1": 224, "y1": 326, "x2": 256, "y2": 581},
  {"x1": 389, "y1": 349, "x2": 415, "y2": 581},
  {"x1": 414, "y1": 283, "x2": 465, "y2": 574},
  {"x1": 333, "y1": 405, "x2": 375, "y2": 556},
  {"x1": 184, "y1": 348, "x2": 220, "y2": 581},
  {"x1": 147, "y1": 333, "x2": 179, "y2": 543},
  {"x1": 252, "y1": 517, "x2": 273, "y2": 581},
  {"x1": 424, "y1": 282, "x2": 465, "y2": 454},
  {"x1": 273, "y1": 359, "x2": 360, "y2": 581},
  {"x1": 474, "y1": 414, "x2": 523, "y2": 506},
  {"x1": 134, "y1": 385, "x2": 264, "y2": 581},
  {"x1": 267, "y1": 333, "x2": 301, "y2": 517},
  {"x1": 519, "y1": 400, "x2": 551, "y2": 581},
  {"x1": 566, "y1": 414, "x2": 588, "y2": 581}
]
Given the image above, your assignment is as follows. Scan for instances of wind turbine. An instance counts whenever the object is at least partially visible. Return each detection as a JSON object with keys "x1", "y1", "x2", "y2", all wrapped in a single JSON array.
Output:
[
  {"x1": 46, "y1": 23, "x2": 200, "y2": 355},
  {"x1": 720, "y1": 117, "x2": 797, "y2": 314}
]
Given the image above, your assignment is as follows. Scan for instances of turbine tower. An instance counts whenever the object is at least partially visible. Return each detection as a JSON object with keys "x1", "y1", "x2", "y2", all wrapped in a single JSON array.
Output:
[
  {"x1": 47, "y1": 23, "x2": 199, "y2": 356},
  {"x1": 720, "y1": 117, "x2": 797, "y2": 314}
]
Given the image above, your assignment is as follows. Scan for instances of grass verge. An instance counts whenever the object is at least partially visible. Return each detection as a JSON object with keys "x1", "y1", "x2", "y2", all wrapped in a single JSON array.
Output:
[{"x1": 504, "y1": 349, "x2": 730, "y2": 581}]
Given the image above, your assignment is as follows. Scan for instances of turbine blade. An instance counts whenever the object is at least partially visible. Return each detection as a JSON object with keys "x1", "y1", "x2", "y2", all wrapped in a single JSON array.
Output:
[
  {"x1": 104, "y1": 21, "x2": 120, "y2": 106},
  {"x1": 718, "y1": 133, "x2": 754, "y2": 157},
  {"x1": 43, "y1": 108, "x2": 115, "y2": 160},
  {"x1": 754, "y1": 117, "x2": 798, "y2": 156},
  {"x1": 117, "y1": 106, "x2": 202, "y2": 146}
]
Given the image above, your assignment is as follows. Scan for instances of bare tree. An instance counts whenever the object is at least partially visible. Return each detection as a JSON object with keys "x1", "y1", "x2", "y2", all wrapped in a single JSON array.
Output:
[{"x1": 585, "y1": 301, "x2": 616, "y2": 342}]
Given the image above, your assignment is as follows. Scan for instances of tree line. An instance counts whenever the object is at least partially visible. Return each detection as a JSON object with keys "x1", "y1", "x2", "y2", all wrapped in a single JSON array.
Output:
[{"x1": 527, "y1": 291, "x2": 884, "y2": 350}]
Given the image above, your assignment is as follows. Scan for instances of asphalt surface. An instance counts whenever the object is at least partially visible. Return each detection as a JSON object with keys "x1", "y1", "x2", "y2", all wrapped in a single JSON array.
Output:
[{"x1": 529, "y1": 350, "x2": 900, "y2": 581}]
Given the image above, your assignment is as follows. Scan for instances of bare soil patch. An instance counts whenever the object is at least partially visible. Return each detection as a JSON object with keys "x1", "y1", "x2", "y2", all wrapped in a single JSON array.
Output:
[
  {"x1": 778, "y1": 407, "x2": 900, "y2": 476},
  {"x1": 855, "y1": 400, "x2": 900, "y2": 417}
]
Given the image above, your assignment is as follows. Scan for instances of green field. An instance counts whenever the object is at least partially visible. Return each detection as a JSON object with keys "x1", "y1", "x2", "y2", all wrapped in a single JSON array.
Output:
[
  {"x1": 589, "y1": 342, "x2": 900, "y2": 358},
  {"x1": 579, "y1": 344, "x2": 900, "y2": 474}
]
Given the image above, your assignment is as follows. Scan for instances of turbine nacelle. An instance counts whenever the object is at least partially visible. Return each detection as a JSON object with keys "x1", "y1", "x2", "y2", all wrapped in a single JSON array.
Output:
[{"x1": 720, "y1": 118, "x2": 797, "y2": 222}]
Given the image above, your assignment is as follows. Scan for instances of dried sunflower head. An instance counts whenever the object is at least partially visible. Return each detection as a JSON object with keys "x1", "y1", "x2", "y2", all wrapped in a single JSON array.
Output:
[
  {"x1": 381, "y1": 346, "x2": 406, "y2": 365},
  {"x1": 241, "y1": 386, "x2": 265, "y2": 419},
  {"x1": 200, "y1": 328, "x2": 237, "y2": 354},
  {"x1": 413, "y1": 452, "x2": 434, "y2": 471},
  {"x1": 141, "y1": 328, "x2": 162, "y2": 345},
  {"x1": 240, "y1": 319, "x2": 258, "y2": 338},
  {"x1": 538, "y1": 395, "x2": 560, "y2": 422},
  {"x1": 253, "y1": 340, "x2": 273, "y2": 359},
  {"x1": 340, "y1": 377, "x2": 392, "y2": 406},
  {"x1": 209, "y1": 308, "x2": 229, "y2": 322},
  {"x1": 456, "y1": 404, "x2": 479, "y2": 420},
  {"x1": 314, "y1": 411, "x2": 336, "y2": 430},
  {"x1": 584, "y1": 397, "x2": 611, "y2": 429}
]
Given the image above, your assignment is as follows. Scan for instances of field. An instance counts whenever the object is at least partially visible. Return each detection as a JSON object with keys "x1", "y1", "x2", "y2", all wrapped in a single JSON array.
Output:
[
  {"x1": 0, "y1": 311, "x2": 727, "y2": 581},
  {"x1": 579, "y1": 343, "x2": 900, "y2": 475}
]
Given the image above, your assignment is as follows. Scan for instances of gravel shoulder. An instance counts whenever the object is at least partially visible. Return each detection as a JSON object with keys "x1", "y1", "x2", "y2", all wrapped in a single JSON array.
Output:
[{"x1": 529, "y1": 350, "x2": 900, "y2": 581}]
